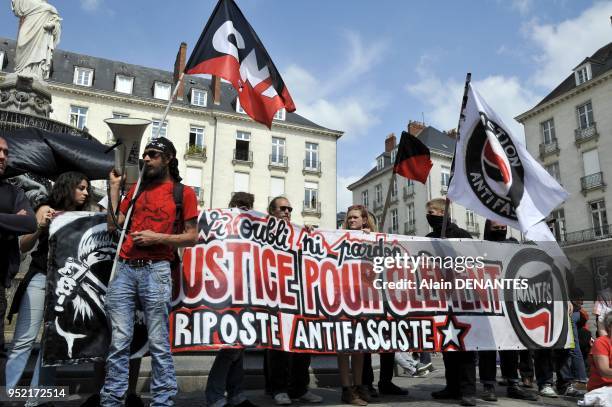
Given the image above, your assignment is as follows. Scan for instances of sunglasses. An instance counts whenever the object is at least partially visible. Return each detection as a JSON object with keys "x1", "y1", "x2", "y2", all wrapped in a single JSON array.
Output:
[
  {"x1": 279, "y1": 205, "x2": 293, "y2": 213},
  {"x1": 490, "y1": 226, "x2": 507, "y2": 231},
  {"x1": 142, "y1": 150, "x2": 163, "y2": 159}
]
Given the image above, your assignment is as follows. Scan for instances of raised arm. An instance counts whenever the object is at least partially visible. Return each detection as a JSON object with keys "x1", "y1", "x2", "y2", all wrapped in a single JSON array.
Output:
[{"x1": 106, "y1": 170, "x2": 126, "y2": 233}]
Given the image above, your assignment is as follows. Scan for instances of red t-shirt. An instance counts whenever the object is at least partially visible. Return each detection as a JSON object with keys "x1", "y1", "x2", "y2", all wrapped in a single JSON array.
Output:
[
  {"x1": 588, "y1": 336, "x2": 612, "y2": 391},
  {"x1": 119, "y1": 181, "x2": 198, "y2": 260}
]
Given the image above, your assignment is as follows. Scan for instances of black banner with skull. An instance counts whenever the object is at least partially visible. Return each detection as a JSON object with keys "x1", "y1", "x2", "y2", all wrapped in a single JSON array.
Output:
[{"x1": 42, "y1": 212, "x2": 148, "y2": 366}]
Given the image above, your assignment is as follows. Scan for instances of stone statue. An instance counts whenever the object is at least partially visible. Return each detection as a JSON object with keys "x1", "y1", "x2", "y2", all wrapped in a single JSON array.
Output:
[{"x1": 12, "y1": 0, "x2": 61, "y2": 80}]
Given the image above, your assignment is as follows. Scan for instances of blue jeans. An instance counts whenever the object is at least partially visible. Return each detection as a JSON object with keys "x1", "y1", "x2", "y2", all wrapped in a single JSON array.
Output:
[
  {"x1": 5, "y1": 273, "x2": 56, "y2": 393},
  {"x1": 565, "y1": 312, "x2": 587, "y2": 382},
  {"x1": 100, "y1": 261, "x2": 176, "y2": 407},
  {"x1": 205, "y1": 349, "x2": 247, "y2": 407}
]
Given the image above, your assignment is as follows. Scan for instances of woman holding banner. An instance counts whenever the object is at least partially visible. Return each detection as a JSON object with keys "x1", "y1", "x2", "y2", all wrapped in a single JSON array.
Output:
[
  {"x1": 5, "y1": 172, "x2": 91, "y2": 398},
  {"x1": 336, "y1": 205, "x2": 377, "y2": 405}
]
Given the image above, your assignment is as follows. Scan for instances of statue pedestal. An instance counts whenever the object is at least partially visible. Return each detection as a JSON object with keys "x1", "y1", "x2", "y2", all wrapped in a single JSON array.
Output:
[{"x1": 0, "y1": 74, "x2": 53, "y2": 117}]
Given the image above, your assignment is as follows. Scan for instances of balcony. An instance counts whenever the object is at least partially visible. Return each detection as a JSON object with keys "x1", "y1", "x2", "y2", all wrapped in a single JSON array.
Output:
[
  {"x1": 466, "y1": 222, "x2": 480, "y2": 236},
  {"x1": 303, "y1": 159, "x2": 321, "y2": 176},
  {"x1": 403, "y1": 185, "x2": 415, "y2": 200},
  {"x1": 539, "y1": 140, "x2": 560, "y2": 159},
  {"x1": 581, "y1": 172, "x2": 605, "y2": 194},
  {"x1": 302, "y1": 200, "x2": 321, "y2": 217},
  {"x1": 233, "y1": 149, "x2": 253, "y2": 167},
  {"x1": 184, "y1": 143, "x2": 207, "y2": 161},
  {"x1": 562, "y1": 225, "x2": 611, "y2": 247},
  {"x1": 404, "y1": 221, "x2": 416, "y2": 235},
  {"x1": 390, "y1": 192, "x2": 399, "y2": 204},
  {"x1": 269, "y1": 155, "x2": 288, "y2": 171},
  {"x1": 574, "y1": 123, "x2": 598, "y2": 146}
]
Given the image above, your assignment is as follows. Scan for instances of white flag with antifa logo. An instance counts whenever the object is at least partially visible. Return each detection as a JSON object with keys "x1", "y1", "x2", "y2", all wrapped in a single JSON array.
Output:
[{"x1": 448, "y1": 83, "x2": 568, "y2": 233}]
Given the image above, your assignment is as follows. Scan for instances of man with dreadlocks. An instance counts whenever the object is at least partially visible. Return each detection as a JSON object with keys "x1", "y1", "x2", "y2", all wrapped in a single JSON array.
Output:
[{"x1": 101, "y1": 137, "x2": 198, "y2": 407}]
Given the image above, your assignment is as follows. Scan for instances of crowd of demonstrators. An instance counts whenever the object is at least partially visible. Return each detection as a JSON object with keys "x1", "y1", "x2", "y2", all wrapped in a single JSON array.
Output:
[{"x1": 6, "y1": 171, "x2": 92, "y2": 404}]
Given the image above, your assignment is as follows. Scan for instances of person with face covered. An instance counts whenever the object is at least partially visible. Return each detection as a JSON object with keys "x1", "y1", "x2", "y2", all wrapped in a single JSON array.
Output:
[
  {"x1": 425, "y1": 198, "x2": 476, "y2": 406},
  {"x1": 477, "y1": 220, "x2": 537, "y2": 402},
  {"x1": 101, "y1": 137, "x2": 198, "y2": 407}
]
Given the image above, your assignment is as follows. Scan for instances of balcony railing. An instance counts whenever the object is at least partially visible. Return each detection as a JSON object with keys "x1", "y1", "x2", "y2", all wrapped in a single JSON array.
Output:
[
  {"x1": 404, "y1": 220, "x2": 416, "y2": 235},
  {"x1": 269, "y1": 154, "x2": 288, "y2": 171},
  {"x1": 562, "y1": 225, "x2": 611, "y2": 246},
  {"x1": 403, "y1": 184, "x2": 415, "y2": 200},
  {"x1": 575, "y1": 122, "x2": 598, "y2": 146},
  {"x1": 233, "y1": 149, "x2": 253, "y2": 167},
  {"x1": 581, "y1": 172, "x2": 605, "y2": 193},
  {"x1": 390, "y1": 192, "x2": 398, "y2": 204},
  {"x1": 303, "y1": 159, "x2": 321, "y2": 175},
  {"x1": 184, "y1": 143, "x2": 207, "y2": 161},
  {"x1": 539, "y1": 139, "x2": 560, "y2": 159},
  {"x1": 466, "y1": 222, "x2": 480, "y2": 235},
  {"x1": 302, "y1": 200, "x2": 321, "y2": 217}
]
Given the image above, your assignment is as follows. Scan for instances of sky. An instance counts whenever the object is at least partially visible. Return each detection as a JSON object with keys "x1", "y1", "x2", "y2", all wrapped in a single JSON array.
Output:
[{"x1": 1, "y1": 0, "x2": 611, "y2": 210}]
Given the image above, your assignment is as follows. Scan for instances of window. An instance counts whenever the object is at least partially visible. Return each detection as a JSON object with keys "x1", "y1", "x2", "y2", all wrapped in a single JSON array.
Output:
[
  {"x1": 407, "y1": 203, "x2": 415, "y2": 225},
  {"x1": 375, "y1": 184, "x2": 382, "y2": 203},
  {"x1": 154, "y1": 82, "x2": 171, "y2": 100},
  {"x1": 271, "y1": 137, "x2": 286, "y2": 164},
  {"x1": 305, "y1": 143, "x2": 319, "y2": 169},
  {"x1": 466, "y1": 210, "x2": 475, "y2": 226},
  {"x1": 575, "y1": 65, "x2": 591, "y2": 85},
  {"x1": 189, "y1": 126, "x2": 205, "y2": 147},
  {"x1": 304, "y1": 182, "x2": 318, "y2": 209},
  {"x1": 73, "y1": 67, "x2": 94, "y2": 86},
  {"x1": 362, "y1": 190, "x2": 369, "y2": 207},
  {"x1": 113, "y1": 112, "x2": 129, "y2": 119},
  {"x1": 115, "y1": 75, "x2": 134, "y2": 94},
  {"x1": 151, "y1": 119, "x2": 168, "y2": 139},
  {"x1": 191, "y1": 89, "x2": 207, "y2": 107},
  {"x1": 0, "y1": 51, "x2": 4, "y2": 70},
  {"x1": 377, "y1": 156, "x2": 384, "y2": 170},
  {"x1": 441, "y1": 166, "x2": 451, "y2": 187},
  {"x1": 583, "y1": 149, "x2": 600, "y2": 176},
  {"x1": 185, "y1": 167, "x2": 203, "y2": 198},
  {"x1": 550, "y1": 209, "x2": 566, "y2": 241},
  {"x1": 69, "y1": 105, "x2": 88, "y2": 129},
  {"x1": 271, "y1": 177, "x2": 285, "y2": 197},
  {"x1": 391, "y1": 209, "x2": 398, "y2": 233},
  {"x1": 235, "y1": 131, "x2": 251, "y2": 161},
  {"x1": 273, "y1": 108, "x2": 286, "y2": 121},
  {"x1": 541, "y1": 119, "x2": 555, "y2": 144},
  {"x1": 391, "y1": 148, "x2": 397, "y2": 165},
  {"x1": 234, "y1": 172, "x2": 250, "y2": 193},
  {"x1": 236, "y1": 98, "x2": 246, "y2": 114},
  {"x1": 577, "y1": 101, "x2": 594, "y2": 129},
  {"x1": 545, "y1": 162, "x2": 561, "y2": 183},
  {"x1": 391, "y1": 176, "x2": 397, "y2": 197},
  {"x1": 590, "y1": 200, "x2": 608, "y2": 237}
]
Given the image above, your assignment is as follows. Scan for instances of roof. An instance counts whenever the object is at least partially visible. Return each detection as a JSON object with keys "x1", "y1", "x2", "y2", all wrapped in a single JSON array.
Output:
[
  {"x1": 534, "y1": 42, "x2": 612, "y2": 108},
  {"x1": 0, "y1": 38, "x2": 338, "y2": 133},
  {"x1": 347, "y1": 126, "x2": 454, "y2": 190}
]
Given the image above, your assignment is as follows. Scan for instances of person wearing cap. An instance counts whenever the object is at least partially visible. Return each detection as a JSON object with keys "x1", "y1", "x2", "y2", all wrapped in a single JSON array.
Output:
[{"x1": 100, "y1": 137, "x2": 198, "y2": 407}]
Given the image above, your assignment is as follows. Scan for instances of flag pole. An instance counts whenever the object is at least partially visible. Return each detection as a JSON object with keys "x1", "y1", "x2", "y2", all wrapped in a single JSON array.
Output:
[
  {"x1": 440, "y1": 73, "x2": 471, "y2": 238},
  {"x1": 380, "y1": 172, "x2": 397, "y2": 233},
  {"x1": 109, "y1": 72, "x2": 185, "y2": 283}
]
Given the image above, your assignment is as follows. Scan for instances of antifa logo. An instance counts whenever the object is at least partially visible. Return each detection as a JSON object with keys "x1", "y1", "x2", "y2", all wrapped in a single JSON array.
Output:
[
  {"x1": 465, "y1": 113, "x2": 525, "y2": 221},
  {"x1": 504, "y1": 248, "x2": 568, "y2": 348}
]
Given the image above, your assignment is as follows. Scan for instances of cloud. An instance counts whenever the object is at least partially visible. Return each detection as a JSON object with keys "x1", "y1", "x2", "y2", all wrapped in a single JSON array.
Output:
[
  {"x1": 80, "y1": 0, "x2": 101, "y2": 11},
  {"x1": 527, "y1": 1, "x2": 612, "y2": 88},
  {"x1": 283, "y1": 31, "x2": 388, "y2": 137},
  {"x1": 510, "y1": 0, "x2": 533, "y2": 15},
  {"x1": 337, "y1": 175, "x2": 360, "y2": 213}
]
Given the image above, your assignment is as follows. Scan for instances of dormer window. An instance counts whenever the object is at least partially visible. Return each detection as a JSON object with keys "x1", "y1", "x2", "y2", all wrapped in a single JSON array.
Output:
[
  {"x1": 574, "y1": 64, "x2": 591, "y2": 86},
  {"x1": 154, "y1": 82, "x2": 171, "y2": 100},
  {"x1": 74, "y1": 67, "x2": 94, "y2": 87},
  {"x1": 377, "y1": 156, "x2": 384, "y2": 170},
  {"x1": 236, "y1": 98, "x2": 246, "y2": 114},
  {"x1": 391, "y1": 148, "x2": 397, "y2": 164},
  {"x1": 273, "y1": 108, "x2": 286, "y2": 121},
  {"x1": 191, "y1": 88, "x2": 207, "y2": 107},
  {"x1": 0, "y1": 51, "x2": 4, "y2": 71},
  {"x1": 115, "y1": 75, "x2": 134, "y2": 94}
]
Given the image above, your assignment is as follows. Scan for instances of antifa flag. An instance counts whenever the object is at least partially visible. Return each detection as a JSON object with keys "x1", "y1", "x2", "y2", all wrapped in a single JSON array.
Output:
[
  {"x1": 447, "y1": 83, "x2": 568, "y2": 233},
  {"x1": 42, "y1": 212, "x2": 148, "y2": 365},
  {"x1": 185, "y1": 0, "x2": 296, "y2": 128},
  {"x1": 393, "y1": 131, "x2": 433, "y2": 184},
  {"x1": 1, "y1": 127, "x2": 114, "y2": 180}
]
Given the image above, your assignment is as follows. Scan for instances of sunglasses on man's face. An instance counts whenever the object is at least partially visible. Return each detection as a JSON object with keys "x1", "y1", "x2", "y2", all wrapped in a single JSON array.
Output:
[
  {"x1": 142, "y1": 150, "x2": 163, "y2": 159},
  {"x1": 279, "y1": 206, "x2": 293, "y2": 213},
  {"x1": 490, "y1": 226, "x2": 507, "y2": 231}
]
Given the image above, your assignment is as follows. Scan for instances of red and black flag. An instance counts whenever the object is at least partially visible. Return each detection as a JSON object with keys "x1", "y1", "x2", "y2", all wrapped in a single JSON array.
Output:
[
  {"x1": 185, "y1": 0, "x2": 296, "y2": 128},
  {"x1": 393, "y1": 131, "x2": 433, "y2": 184}
]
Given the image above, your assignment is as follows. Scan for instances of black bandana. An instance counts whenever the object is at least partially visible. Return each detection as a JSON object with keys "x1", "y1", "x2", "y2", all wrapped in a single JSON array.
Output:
[{"x1": 145, "y1": 137, "x2": 176, "y2": 157}]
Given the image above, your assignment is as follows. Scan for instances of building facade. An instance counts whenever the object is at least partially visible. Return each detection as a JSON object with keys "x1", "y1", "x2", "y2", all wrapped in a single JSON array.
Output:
[
  {"x1": 0, "y1": 38, "x2": 342, "y2": 228},
  {"x1": 348, "y1": 123, "x2": 498, "y2": 238},
  {"x1": 516, "y1": 42, "x2": 612, "y2": 298}
]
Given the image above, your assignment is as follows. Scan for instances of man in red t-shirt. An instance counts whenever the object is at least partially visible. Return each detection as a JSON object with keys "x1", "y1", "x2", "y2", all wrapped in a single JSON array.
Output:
[
  {"x1": 588, "y1": 311, "x2": 612, "y2": 392},
  {"x1": 101, "y1": 137, "x2": 198, "y2": 407}
]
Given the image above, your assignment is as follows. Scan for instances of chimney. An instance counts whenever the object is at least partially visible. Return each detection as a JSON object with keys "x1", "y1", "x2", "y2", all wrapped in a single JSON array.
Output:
[
  {"x1": 385, "y1": 133, "x2": 396, "y2": 152},
  {"x1": 173, "y1": 42, "x2": 187, "y2": 101},
  {"x1": 407, "y1": 121, "x2": 426, "y2": 136},
  {"x1": 212, "y1": 75, "x2": 222, "y2": 105}
]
